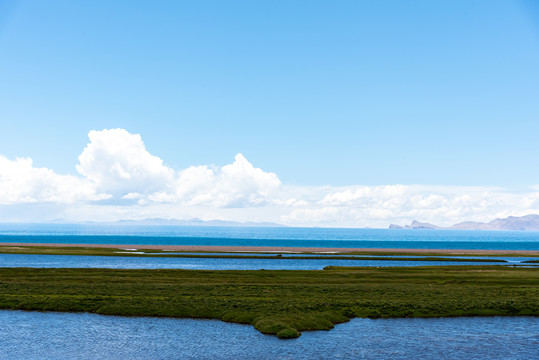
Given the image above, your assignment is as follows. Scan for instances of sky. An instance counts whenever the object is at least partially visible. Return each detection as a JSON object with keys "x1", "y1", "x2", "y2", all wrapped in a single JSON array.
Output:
[{"x1": 1, "y1": 0, "x2": 539, "y2": 227}]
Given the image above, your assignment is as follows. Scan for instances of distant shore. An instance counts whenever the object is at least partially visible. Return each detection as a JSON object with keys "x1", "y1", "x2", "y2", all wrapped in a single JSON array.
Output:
[{"x1": 1, "y1": 242, "x2": 538, "y2": 256}]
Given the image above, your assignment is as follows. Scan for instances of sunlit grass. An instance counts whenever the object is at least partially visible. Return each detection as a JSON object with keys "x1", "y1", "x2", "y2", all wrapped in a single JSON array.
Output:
[{"x1": 0, "y1": 266, "x2": 537, "y2": 338}]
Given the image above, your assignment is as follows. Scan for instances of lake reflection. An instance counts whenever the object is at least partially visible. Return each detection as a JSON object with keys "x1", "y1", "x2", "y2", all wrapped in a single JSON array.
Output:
[{"x1": 0, "y1": 311, "x2": 537, "y2": 360}]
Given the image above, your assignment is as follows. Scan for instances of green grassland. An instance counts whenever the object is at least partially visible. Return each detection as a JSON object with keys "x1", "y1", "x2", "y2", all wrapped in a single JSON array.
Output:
[{"x1": 0, "y1": 266, "x2": 537, "y2": 338}]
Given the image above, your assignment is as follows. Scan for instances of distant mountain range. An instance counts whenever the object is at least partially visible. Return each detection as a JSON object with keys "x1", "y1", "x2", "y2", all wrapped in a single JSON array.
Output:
[
  {"x1": 54, "y1": 218, "x2": 285, "y2": 228},
  {"x1": 389, "y1": 214, "x2": 539, "y2": 231}
]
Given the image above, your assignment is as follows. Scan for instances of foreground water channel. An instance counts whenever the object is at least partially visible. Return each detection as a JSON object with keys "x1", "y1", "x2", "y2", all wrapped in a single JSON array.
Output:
[
  {"x1": 0, "y1": 311, "x2": 536, "y2": 360},
  {"x1": 0, "y1": 253, "x2": 535, "y2": 269}
]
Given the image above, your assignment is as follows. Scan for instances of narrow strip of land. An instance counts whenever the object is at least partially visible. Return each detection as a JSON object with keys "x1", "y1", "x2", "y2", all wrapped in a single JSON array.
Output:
[
  {"x1": 1, "y1": 266, "x2": 537, "y2": 338},
  {"x1": 0, "y1": 244, "x2": 511, "y2": 262},
  {"x1": 1, "y1": 242, "x2": 538, "y2": 257}
]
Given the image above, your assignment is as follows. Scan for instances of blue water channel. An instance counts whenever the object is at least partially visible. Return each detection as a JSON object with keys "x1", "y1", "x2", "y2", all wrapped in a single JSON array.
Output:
[
  {"x1": 0, "y1": 311, "x2": 537, "y2": 360},
  {"x1": 1, "y1": 253, "x2": 532, "y2": 270}
]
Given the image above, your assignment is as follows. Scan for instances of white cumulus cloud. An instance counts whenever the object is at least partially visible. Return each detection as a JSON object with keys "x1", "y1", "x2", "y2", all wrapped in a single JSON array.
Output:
[
  {"x1": 0, "y1": 155, "x2": 106, "y2": 204},
  {"x1": 149, "y1": 153, "x2": 282, "y2": 207},
  {"x1": 0, "y1": 129, "x2": 282, "y2": 209},
  {"x1": 76, "y1": 129, "x2": 175, "y2": 196},
  {"x1": 73, "y1": 129, "x2": 281, "y2": 207},
  {"x1": 2, "y1": 128, "x2": 539, "y2": 227},
  {"x1": 281, "y1": 185, "x2": 539, "y2": 227}
]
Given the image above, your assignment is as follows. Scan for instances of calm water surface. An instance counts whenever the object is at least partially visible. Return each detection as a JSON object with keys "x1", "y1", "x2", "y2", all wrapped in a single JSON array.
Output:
[
  {"x1": 0, "y1": 311, "x2": 537, "y2": 360},
  {"x1": 0, "y1": 253, "x2": 523, "y2": 269},
  {"x1": 1, "y1": 224, "x2": 539, "y2": 250}
]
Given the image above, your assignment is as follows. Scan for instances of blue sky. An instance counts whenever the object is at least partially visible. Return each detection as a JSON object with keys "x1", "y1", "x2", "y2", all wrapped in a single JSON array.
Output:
[{"x1": 1, "y1": 1, "x2": 539, "y2": 226}]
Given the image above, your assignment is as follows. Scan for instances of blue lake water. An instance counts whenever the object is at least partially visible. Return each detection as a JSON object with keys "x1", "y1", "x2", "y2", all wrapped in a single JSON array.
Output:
[
  {"x1": 1, "y1": 253, "x2": 528, "y2": 269},
  {"x1": 1, "y1": 223, "x2": 539, "y2": 250},
  {"x1": 1, "y1": 224, "x2": 538, "y2": 359},
  {"x1": 0, "y1": 311, "x2": 537, "y2": 360}
]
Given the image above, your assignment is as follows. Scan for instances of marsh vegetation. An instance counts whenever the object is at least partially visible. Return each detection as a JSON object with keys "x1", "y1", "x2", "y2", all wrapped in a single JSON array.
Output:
[{"x1": 0, "y1": 266, "x2": 537, "y2": 338}]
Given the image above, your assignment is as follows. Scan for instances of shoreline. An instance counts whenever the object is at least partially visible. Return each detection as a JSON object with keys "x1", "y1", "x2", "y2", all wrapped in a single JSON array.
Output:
[{"x1": 1, "y1": 242, "x2": 539, "y2": 256}]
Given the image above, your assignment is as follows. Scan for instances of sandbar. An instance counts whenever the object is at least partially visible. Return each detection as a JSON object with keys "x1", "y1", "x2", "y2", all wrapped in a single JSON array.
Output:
[{"x1": 1, "y1": 242, "x2": 538, "y2": 256}]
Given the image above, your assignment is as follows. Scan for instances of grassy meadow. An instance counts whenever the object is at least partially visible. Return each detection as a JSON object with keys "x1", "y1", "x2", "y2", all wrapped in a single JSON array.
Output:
[{"x1": 0, "y1": 266, "x2": 537, "y2": 338}]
